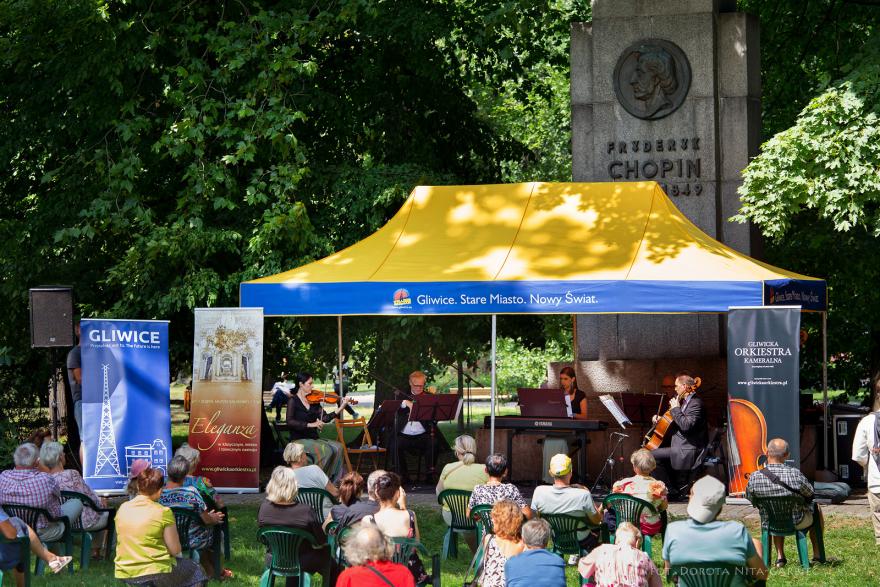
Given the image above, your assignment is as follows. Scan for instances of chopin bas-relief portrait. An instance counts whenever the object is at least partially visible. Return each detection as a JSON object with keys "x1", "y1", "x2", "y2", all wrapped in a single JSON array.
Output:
[{"x1": 614, "y1": 39, "x2": 691, "y2": 121}]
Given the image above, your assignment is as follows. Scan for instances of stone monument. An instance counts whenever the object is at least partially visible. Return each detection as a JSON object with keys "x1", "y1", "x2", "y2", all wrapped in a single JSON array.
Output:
[{"x1": 570, "y1": 0, "x2": 761, "y2": 380}]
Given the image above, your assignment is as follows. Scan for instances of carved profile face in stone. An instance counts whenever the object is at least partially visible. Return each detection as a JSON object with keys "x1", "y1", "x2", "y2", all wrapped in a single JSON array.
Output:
[{"x1": 614, "y1": 39, "x2": 691, "y2": 121}]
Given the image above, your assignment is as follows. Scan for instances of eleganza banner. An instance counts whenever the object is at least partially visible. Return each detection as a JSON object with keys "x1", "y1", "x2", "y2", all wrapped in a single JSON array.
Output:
[
  {"x1": 726, "y1": 306, "x2": 801, "y2": 496},
  {"x1": 190, "y1": 308, "x2": 263, "y2": 492},
  {"x1": 81, "y1": 319, "x2": 171, "y2": 495}
]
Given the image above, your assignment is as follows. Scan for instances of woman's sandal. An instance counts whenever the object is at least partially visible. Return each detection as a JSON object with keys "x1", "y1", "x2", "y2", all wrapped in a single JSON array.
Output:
[
  {"x1": 219, "y1": 568, "x2": 235, "y2": 581},
  {"x1": 774, "y1": 557, "x2": 787, "y2": 568},
  {"x1": 49, "y1": 556, "x2": 73, "y2": 574}
]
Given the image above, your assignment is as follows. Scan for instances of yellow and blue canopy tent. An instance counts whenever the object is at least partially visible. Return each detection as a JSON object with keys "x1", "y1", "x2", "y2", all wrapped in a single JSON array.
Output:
[
  {"x1": 240, "y1": 181, "x2": 827, "y2": 453},
  {"x1": 241, "y1": 182, "x2": 825, "y2": 315}
]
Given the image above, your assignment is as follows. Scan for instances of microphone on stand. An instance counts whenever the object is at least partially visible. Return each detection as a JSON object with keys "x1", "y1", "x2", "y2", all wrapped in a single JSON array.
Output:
[{"x1": 611, "y1": 432, "x2": 629, "y2": 438}]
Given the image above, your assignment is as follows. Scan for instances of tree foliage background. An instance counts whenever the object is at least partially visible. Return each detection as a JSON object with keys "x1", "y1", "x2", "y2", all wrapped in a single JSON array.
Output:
[
  {"x1": 0, "y1": 0, "x2": 584, "y2": 445},
  {"x1": 737, "y1": 0, "x2": 880, "y2": 399},
  {"x1": 4, "y1": 0, "x2": 880, "y2": 450}
]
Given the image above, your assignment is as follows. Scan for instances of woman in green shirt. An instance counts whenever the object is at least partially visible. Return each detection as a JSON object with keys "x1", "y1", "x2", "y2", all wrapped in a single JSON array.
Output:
[{"x1": 114, "y1": 467, "x2": 207, "y2": 586}]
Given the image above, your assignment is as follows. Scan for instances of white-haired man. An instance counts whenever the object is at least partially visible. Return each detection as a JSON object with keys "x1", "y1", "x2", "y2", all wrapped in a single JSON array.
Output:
[
  {"x1": 746, "y1": 437, "x2": 825, "y2": 567},
  {"x1": 0, "y1": 443, "x2": 81, "y2": 541},
  {"x1": 505, "y1": 518, "x2": 566, "y2": 587}
]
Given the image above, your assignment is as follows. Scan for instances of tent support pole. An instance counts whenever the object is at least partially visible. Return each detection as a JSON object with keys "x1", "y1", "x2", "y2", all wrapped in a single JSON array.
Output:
[
  {"x1": 490, "y1": 314, "x2": 497, "y2": 455},
  {"x1": 822, "y1": 311, "x2": 828, "y2": 469},
  {"x1": 337, "y1": 316, "x2": 344, "y2": 419}
]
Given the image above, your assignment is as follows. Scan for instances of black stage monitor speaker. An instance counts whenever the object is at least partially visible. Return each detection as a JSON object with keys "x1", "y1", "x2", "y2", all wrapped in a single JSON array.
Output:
[{"x1": 29, "y1": 287, "x2": 74, "y2": 348}]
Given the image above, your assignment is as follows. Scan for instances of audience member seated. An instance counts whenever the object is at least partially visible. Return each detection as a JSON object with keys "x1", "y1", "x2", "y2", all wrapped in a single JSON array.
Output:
[
  {"x1": 114, "y1": 467, "x2": 207, "y2": 586},
  {"x1": 504, "y1": 518, "x2": 566, "y2": 587},
  {"x1": 477, "y1": 500, "x2": 524, "y2": 587},
  {"x1": 531, "y1": 453, "x2": 602, "y2": 557},
  {"x1": 746, "y1": 437, "x2": 825, "y2": 567},
  {"x1": 335, "y1": 471, "x2": 364, "y2": 507},
  {"x1": 126, "y1": 460, "x2": 151, "y2": 500},
  {"x1": 1, "y1": 508, "x2": 72, "y2": 584},
  {"x1": 336, "y1": 524, "x2": 415, "y2": 587},
  {"x1": 468, "y1": 454, "x2": 532, "y2": 519},
  {"x1": 0, "y1": 443, "x2": 81, "y2": 542},
  {"x1": 662, "y1": 476, "x2": 768, "y2": 586},
  {"x1": 284, "y1": 441, "x2": 340, "y2": 517},
  {"x1": 257, "y1": 466, "x2": 330, "y2": 585},
  {"x1": 159, "y1": 455, "x2": 227, "y2": 580},
  {"x1": 40, "y1": 441, "x2": 110, "y2": 559},
  {"x1": 174, "y1": 444, "x2": 224, "y2": 508},
  {"x1": 363, "y1": 472, "x2": 427, "y2": 584},
  {"x1": 577, "y1": 522, "x2": 662, "y2": 587},
  {"x1": 609, "y1": 448, "x2": 668, "y2": 536},
  {"x1": 326, "y1": 469, "x2": 383, "y2": 529},
  {"x1": 436, "y1": 434, "x2": 487, "y2": 552}
]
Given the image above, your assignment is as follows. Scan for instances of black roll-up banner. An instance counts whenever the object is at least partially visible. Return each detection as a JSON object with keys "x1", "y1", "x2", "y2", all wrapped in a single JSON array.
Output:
[{"x1": 726, "y1": 306, "x2": 801, "y2": 495}]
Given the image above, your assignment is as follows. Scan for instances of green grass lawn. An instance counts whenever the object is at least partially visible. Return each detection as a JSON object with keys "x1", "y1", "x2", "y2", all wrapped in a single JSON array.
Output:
[{"x1": 17, "y1": 505, "x2": 880, "y2": 586}]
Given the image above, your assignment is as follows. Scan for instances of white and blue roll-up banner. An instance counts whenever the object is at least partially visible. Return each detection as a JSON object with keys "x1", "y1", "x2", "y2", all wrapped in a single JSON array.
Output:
[{"x1": 81, "y1": 319, "x2": 172, "y2": 495}]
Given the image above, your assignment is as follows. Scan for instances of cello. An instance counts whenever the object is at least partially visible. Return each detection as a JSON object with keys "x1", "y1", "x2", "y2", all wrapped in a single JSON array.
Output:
[
  {"x1": 642, "y1": 377, "x2": 701, "y2": 450},
  {"x1": 726, "y1": 398, "x2": 768, "y2": 495}
]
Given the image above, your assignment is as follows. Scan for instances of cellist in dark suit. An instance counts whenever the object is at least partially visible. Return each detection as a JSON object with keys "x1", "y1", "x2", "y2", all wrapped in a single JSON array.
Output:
[{"x1": 650, "y1": 374, "x2": 708, "y2": 497}]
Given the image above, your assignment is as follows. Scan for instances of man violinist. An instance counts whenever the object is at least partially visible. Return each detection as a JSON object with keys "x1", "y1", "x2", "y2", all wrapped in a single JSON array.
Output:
[
  {"x1": 396, "y1": 371, "x2": 442, "y2": 485},
  {"x1": 650, "y1": 373, "x2": 708, "y2": 499}
]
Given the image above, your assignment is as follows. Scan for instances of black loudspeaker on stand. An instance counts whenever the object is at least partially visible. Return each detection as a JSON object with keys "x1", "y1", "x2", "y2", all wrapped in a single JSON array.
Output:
[{"x1": 29, "y1": 286, "x2": 74, "y2": 440}]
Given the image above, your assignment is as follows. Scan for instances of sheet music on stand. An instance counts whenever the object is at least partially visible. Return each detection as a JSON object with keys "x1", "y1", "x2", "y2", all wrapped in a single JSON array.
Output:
[{"x1": 599, "y1": 394, "x2": 632, "y2": 429}]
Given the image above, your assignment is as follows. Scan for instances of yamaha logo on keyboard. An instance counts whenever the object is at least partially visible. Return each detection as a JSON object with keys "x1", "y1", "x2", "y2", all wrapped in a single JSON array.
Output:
[{"x1": 534, "y1": 421, "x2": 553, "y2": 427}]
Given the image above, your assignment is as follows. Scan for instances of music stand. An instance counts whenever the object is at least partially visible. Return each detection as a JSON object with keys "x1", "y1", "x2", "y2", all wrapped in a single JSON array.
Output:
[
  {"x1": 410, "y1": 394, "x2": 462, "y2": 477},
  {"x1": 598, "y1": 394, "x2": 632, "y2": 429},
  {"x1": 368, "y1": 400, "x2": 403, "y2": 471},
  {"x1": 518, "y1": 388, "x2": 571, "y2": 418}
]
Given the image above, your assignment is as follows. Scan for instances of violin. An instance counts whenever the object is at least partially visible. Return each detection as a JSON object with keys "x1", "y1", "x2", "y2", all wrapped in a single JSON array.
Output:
[
  {"x1": 304, "y1": 390, "x2": 358, "y2": 406},
  {"x1": 642, "y1": 377, "x2": 701, "y2": 450},
  {"x1": 727, "y1": 398, "x2": 768, "y2": 495}
]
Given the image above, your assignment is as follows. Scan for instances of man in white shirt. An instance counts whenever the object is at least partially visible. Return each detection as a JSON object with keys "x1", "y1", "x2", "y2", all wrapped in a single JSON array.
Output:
[
  {"x1": 267, "y1": 372, "x2": 293, "y2": 422},
  {"x1": 396, "y1": 371, "x2": 440, "y2": 484},
  {"x1": 852, "y1": 410, "x2": 880, "y2": 545}
]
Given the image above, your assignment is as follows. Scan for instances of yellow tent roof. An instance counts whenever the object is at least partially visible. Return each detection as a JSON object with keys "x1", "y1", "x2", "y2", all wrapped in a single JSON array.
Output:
[{"x1": 241, "y1": 182, "x2": 825, "y2": 315}]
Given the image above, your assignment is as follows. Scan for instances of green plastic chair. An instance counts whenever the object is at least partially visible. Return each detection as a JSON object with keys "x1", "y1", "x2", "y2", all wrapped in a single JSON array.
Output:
[
  {"x1": 667, "y1": 562, "x2": 743, "y2": 587},
  {"x1": 258, "y1": 525, "x2": 326, "y2": 587},
  {"x1": 170, "y1": 506, "x2": 222, "y2": 578},
  {"x1": 1, "y1": 503, "x2": 72, "y2": 575},
  {"x1": 437, "y1": 489, "x2": 475, "y2": 559},
  {"x1": 391, "y1": 537, "x2": 440, "y2": 587},
  {"x1": 295, "y1": 488, "x2": 337, "y2": 523},
  {"x1": 750, "y1": 495, "x2": 825, "y2": 569},
  {"x1": 541, "y1": 513, "x2": 594, "y2": 558},
  {"x1": 602, "y1": 493, "x2": 660, "y2": 554},
  {"x1": 0, "y1": 533, "x2": 31, "y2": 587},
  {"x1": 60, "y1": 490, "x2": 116, "y2": 570},
  {"x1": 462, "y1": 506, "x2": 495, "y2": 587},
  {"x1": 471, "y1": 504, "x2": 494, "y2": 542},
  {"x1": 326, "y1": 521, "x2": 355, "y2": 569}
]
